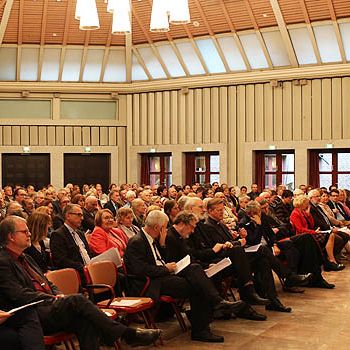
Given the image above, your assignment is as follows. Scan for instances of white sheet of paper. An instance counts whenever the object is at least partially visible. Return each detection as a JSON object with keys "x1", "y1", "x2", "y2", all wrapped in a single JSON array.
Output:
[
  {"x1": 338, "y1": 227, "x2": 350, "y2": 234},
  {"x1": 110, "y1": 299, "x2": 141, "y2": 307},
  {"x1": 205, "y1": 257, "x2": 232, "y2": 278},
  {"x1": 90, "y1": 247, "x2": 122, "y2": 268},
  {"x1": 174, "y1": 254, "x2": 191, "y2": 275},
  {"x1": 244, "y1": 243, "x2": 262, "y2": 253},
  {"x1": 8, "y1": 300, "x2": 45, "y2": 314}
]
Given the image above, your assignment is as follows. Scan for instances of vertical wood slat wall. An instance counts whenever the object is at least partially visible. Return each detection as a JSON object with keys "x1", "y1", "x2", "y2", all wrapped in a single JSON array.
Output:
[{"x1": 129, "y1": 77, "x2": 350, "y2": 185}]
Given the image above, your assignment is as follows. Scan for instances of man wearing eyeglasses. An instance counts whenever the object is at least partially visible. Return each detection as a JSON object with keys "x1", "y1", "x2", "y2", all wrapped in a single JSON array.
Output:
[{"x1": 50, "y1": 203, "x2": 93, "y2": 283}]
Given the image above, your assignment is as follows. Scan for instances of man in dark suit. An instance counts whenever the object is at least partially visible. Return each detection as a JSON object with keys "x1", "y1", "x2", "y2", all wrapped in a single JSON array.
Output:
[
  {"x1": 0, "y1": 215, "x2": 161, "y2": 349},
  {"x1": 104, "y1": 189, "x2": 122, "y2": 218},
  {"x1": 124, "y1": 210, "x2": 240, "y2": 343},
  {"x1": 50, "y1": 203, "x2": 94, "y2": 283},
  {"x1": 52, "y1": 195, "x2": 70, "y2": 230},
  {"x1": 81, "y1": 195, "x2": 98, "y2": 232},
  {"x1": 328, "y1": 189, "x2": 350, "y2": 221}
]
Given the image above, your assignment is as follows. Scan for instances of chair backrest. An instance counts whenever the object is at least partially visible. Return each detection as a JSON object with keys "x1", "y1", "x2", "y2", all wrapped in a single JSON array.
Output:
[
  {"x1": 46, "y1": 268, "x2": 81, "y2": 295},
  {"x1": 84, "y1": 261, "x2": 117, "y2": 295}
]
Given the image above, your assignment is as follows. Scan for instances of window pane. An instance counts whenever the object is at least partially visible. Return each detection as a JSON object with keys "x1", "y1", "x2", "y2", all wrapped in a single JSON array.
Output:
[
  {"x1": 195, "y1": 38, "x2": 226, "y2": 74},
  {"x1": 265, "y1": 174, "x2": 276, "y2": 189},
  {"x1": 165, "y1": 174, "x2": 172, "y2": 187},
  {"x1": 156, "y1": 43, "x2": 185, "y2": 77},
  {"x1": 197, "y1": 174, "x2": 206, "y2": 185},
  {"x1": 137, "y1": 46, "x2": 166, "y2": 79},
  {"x1": 0, "y1": 47, "x2": 16, "y2": 81},
  {"x1": 103, "y1": 49, "x2": 126, "y2": 82},
  {"x1": 150, "y1": 174, "x2": 160, "y2": 186},
  {"x1": 60, "y1": 101, "x2": 116, "y2": 120},
  {"x1": 320, "y1": 174, "x2": 332, "y2": 188},
  {"x1": 319, "y1": 153, "x2": 332, "y2": 172},
  {"x1": 239, "y1": 33, "x2": 268, "y2": 69},
  {"x1": 289, "y1": 27, "x2": 317, "y2": 65},
  {"x1": 82, "y1": 49, "x2": 104, "y2": 82},
  {"x1": 282, "y1": 154, "x2": 294, "y2": 172},
  {"x1": 262, "y1": 31, "x2": 290, "y2": 67},
  {"x1": 210, "y1": 155, "x2": 220, "y2": 172},
  {"x1": 265, "y1": 155, "x2": 277, "y2": 172},
  {"x1": 41, "y1": 48, "x2": 61, "y2": 81},
  {"x1": 149, "y1": 157, "x2": 160, "y2": 172},
  {"x1": 338, "y1": 174, "x2": 350, "y2": 189},
  {"x1": 164, "y1": 156, "x2": 172, "y2": 172},
  {"x1": 210, "y1": 174, "x2": 220, "y2": 184},
  {"x1": 195, "y1": 156, "x2": 206, "y2": 172},
  {"x1": 217, "y1": 36, "x2": 247, "y2": 71},
  {"x1": 338, "y1": 153, "x2": 350, "y2": 171},
  {"x1": 282, "y1": 174, "x2": 295, "y2": 190},
  {"x1": 176, "y1": 42, "x2": 205, "y2": 75},
  {"x1": 20, "y1": 48, "x2": 39, "y2": 81},
  {"x1": 62, "y1": 49, "x2": 83, "y2": 82}
]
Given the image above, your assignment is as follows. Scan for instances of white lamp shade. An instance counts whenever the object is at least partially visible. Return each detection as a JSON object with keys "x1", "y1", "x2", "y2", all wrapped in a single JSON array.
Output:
[
  {"x1": 75, "y1": 0, "x2": 83, "y2": 20},
  {"x1": 79, "y1": 0, "x2": 100, "y2": 30},
  {"x1": 150, "y1": 0, "x2": 170, "y2": 32},
  {"x1": 108, "y1": 0, "x2": 130, "y2": 13},
  {"x1": 107, "y1": 0, "x2": 117, "y2": 13},
  {"x1": 112, "y1": 9, "x2": 131, "y2": 35},
  {"x1": 169, "y1": 0, "x2": 190, "y2": 24}
]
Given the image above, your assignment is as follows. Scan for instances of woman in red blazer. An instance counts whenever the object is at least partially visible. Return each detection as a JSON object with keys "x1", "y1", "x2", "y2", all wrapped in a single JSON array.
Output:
[
  {"x1": 290, "y1": 195, "x2": 342, "y2": 271},
  {"x1": 89, "y1": 209, "x2": 129, "y2": 257}
]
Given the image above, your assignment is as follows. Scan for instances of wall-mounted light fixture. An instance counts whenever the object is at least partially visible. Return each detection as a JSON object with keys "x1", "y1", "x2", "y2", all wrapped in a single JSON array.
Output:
[
  {"x1": 268, "y1": 144, "x2": 276, "y2": 150},
  {"x1": 84, "y1": 146, "x2": 92, "y2": 153},
  {"x1": 325, "y1": 143, "x2": 333, "y2": 149},
  {"x1": 149, "y1": 148, "x2": 156, "y2": 153},
  {"x1": 22, "y1": 146, "x2": 31, "y2": 154},
  {"x1": 196, "y1": 147, "x2": 203, "y2": 152}
]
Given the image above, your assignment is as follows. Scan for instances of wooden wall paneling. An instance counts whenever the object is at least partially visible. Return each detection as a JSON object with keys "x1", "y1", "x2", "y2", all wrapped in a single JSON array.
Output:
[
  {"x1": 219, "y1": 87, "x2": 228, "y2": 144},
  {"x1": 194, "y1": 89, "x2": 203, "y2": 144},
  {"x1": 246, "y1": 85, "x2": 255, "y2": 142},
  {"x1": 227, "y1": 86, "x2": 237, "y2": 185},
  {"x1": 154, "y1": 92, "x2": 163, "y2": 145},
  {"x1": 91, "y1": 126, "x2": 99, "y2": 145},
  {"x1": 321, "y1": 79, "x2": 332, "y2": 140},
  {"x1": 237, "y1": 85, "x2": 246, "y2": 185},
  {"x1": 117, "y1": 127, "x2": 126, "y2": 182},
  {"x1": 64, "y1": 126, "x2": 73, "y2": 146},
  {"x1": 273, "y1": 86, "x2": 283, "y2": 141},
  {"x1": 178, "y1": 91, "x2": 186, "y2": 145},
  {"x1": 12, "y1": 126, "x2": 20, "y2": 145},
  {"x1": 301, "y1": 82, "x2": 312, "y2": 141},
  {"x1": 147, "y1": 92, "x2": 155, "y2": 145},
  {"x1": 108, "y1": 127, "x2": 117, "y2": 146},
  {"x1": 0, "y1": 126, "x2": 2, "y2": 146},
  {"x1": 264, "y1": 83, "x2": 274, "y2": 141},
  {"x1": 342, "y1": 77, "x2": 350, "y2": 139},
  {"x1": 3, "y1": 126, "x2": 11, "y2": 145},
  {"x1": 56, "y1": 126, "x2": 64, "y2": 146},
  {"x1": 47, "y1": 126, "x2": 56, "y2": 145},
  {"x1": 132, "y1": 94, "x2": 140, "y2": 146},
  {"x1": 203, "y1": 88, "x2": 211, "y2": 144},
  {"x1": 210, "y1": 87, "x2": 220, "y2": 144},
  {"x1": 82, "y1": 126, "x2": 90, "y2": 146},
  {"x1": 331, "y1": 78, "x2": 342, "y2": 140},
  {"x1": 29, "y1": 126, "x2": 38, "y2": 145},
  {"x1": 73, "y1": 126, "x2": 82, "y2": 146},
  {"x1": 282, "y1": 81, "x2": 293, "y2": 141},
  {"x1": 170, "y1": 90, "x2": 178, "y2": 144},
  {"x1": 20, "y1": 126, "x2": 29, "y2": 146},
  {"x1": 292, "y1": 84, "x2": 302, "y2": 141},
  {"x1": 254, "y1": 84, "x2": 264, "y2": 142},
  {"x1": 140, "y1": 93, "x2": 148, "y2": 145},
  {"x1": 311, "y1": 79, "x2": 322, "y2": 140},
  {"x1": 38, "y1": 126, "x2": 47, "y2": 146},
  {"x1": 100, "y1": 127, "x2": 108, "y2": 146},
  {"x1": 185, "y1": 89, "x2": 194, "y2": 144},
  {"x1": 162, "y1": 91, "x2": 170, "y2": 145}
]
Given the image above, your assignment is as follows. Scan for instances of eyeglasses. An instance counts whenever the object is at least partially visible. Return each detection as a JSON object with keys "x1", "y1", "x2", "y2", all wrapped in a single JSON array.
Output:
[
  {"x1": 15, "y1": 229, "x2": 30, "y2": 235},
  {"x1": 69, "y1": 212, "x2": 83, "y2": 217}
]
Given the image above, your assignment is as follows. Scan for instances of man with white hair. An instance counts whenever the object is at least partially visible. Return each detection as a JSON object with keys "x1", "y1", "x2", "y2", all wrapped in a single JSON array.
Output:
[
  {"x1": 124, "y1": 210, "x2": 241, "y2": 343},
  {"x1": 123, "y1": 190, "x2": 136, "y2": 208},
  {"x1": 81, "y1": 195, "x2": 98, "y2": 232}
]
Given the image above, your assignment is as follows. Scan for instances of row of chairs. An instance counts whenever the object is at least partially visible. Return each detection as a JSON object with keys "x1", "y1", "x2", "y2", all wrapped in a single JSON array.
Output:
[{"x1": 44, "y1": 260, "x2": 188, "y2": 349}]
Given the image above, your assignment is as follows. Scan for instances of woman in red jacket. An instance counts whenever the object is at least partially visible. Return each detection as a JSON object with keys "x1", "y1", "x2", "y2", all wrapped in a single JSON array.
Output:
[
  {"x1": 290, "y1": 195, "x2": 343, "y2": 271},
  {"x1": 89, "y1": 209, "x2": 129, "y2": 257}
]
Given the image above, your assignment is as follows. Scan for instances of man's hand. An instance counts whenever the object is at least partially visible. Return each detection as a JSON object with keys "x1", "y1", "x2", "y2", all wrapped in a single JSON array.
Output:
[
  {"x1": 273, "y1": 245, "x2": 281, "y2": 256},
  {"x1": 212, "y1": 243, "x2": 224, "y2": 253},
  {"x1": 159, "y1": 226, "x2": 167, "y2": 247},
  {"x1": 239, "y1": 228, "x2": 247, "y2": 238},
  {"x1": 223, "y1": 241, "x2": 233, "y2": 249},
  {"x1": 272, "y1": 228, "x2": 279, "y2": 234},
  {"x1": 251, "y1": 215, "x2": 261, "y2": 225},
  {"x1": 0, "y1": 310, "x2": 11, "y2": 325},
  {"x1": 165, "y1": 262, "x2": 177, "y2": 273},
  {"x1": 238, "y1": 238, "x2": 246, "y2": 247}
]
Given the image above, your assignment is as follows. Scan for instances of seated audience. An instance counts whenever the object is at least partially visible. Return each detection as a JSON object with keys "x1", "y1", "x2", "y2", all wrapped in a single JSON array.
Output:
[
  {"x1": 104, "y1": 189, "x2": 122, "y2": 217},
  {"x1": 89, "y1": 209, "x2": 128, "y2": 257},
  {"x1": 52, "y1": 195, "x2": 70, "y2": 230},
  {"x1": 131, "y1": 198, "x2": 147, "y2": 229},
  {"x1": 117, "y1": 207, "x2": 140, "y2": 239},
  {"x1": 82, "y1": 196, "x2": 98, "y2": 232},
  {"x1": 71, "y1": 194, "x2": 85, "y2": 208},
  {"x1": 328, "y1": 189, "x2": 350, "y2": 221},
  {"x1": 163, "y1": 199, "x2": 180, "y2": 227},
  {"x1": 247, "y1": 183, "x2": 260, "y2": 200}
]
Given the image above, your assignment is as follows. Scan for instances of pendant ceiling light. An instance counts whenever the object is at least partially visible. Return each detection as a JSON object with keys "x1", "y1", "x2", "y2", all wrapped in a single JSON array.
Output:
[
  {"x1": 112, "y1": 0, "x2": 131, "y2": 35},
  {"x1": 79, "y1": 0, "x2": 100, "y2": 30},
  {"x1": 169, "y1": 0, "x2": 190, "y2": 24}
]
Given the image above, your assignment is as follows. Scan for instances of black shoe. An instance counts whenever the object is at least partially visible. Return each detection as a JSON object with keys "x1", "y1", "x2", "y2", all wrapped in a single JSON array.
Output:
[
  {"x1": 284, "y1": 273, "x2": 313, "y2": 288},
  {"x1": 191, "y1": 330, "x2": 224, "y2": 343},
  {"x1": 323, "y1": 260, "x2": 345, "y2": 272},
  {"x1": 213, "y1": 300, "x2": 245, "y2": 319},
  {"x1": 310, "y1": 278, "x2": 335, "y2": 289},
  {"x1": 124, "y1": 328, "x2": 161, "y2": 347},
  {"x1": 265, "y1": 298, "x2": 292, "y2": 313},
  {"x1": 236, "y1": 304, "x2": 267, "y2": 321},
  {"x1": 241, "y1": 285, "x2": 270, "y2": 305}
]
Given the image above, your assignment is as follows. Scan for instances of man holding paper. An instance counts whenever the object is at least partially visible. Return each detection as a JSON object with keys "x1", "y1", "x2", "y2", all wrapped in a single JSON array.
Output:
[{"x1": 124, "y1": 210, "x2": 242, "y2": 343}]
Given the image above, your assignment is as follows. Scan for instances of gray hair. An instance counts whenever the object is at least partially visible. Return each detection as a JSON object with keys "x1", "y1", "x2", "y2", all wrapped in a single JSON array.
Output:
[
  {"x1": 145, "y1": 210, "x2": 169, "y2": 228},
  {"x1": 184, "y1": 197, "x2": 202, "y2": 210}
]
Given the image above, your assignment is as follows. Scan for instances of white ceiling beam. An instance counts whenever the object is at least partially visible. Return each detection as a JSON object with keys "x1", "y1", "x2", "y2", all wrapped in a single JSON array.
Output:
[{"x1": 0, "y1": 0, "x2": 14, "y2": 45}]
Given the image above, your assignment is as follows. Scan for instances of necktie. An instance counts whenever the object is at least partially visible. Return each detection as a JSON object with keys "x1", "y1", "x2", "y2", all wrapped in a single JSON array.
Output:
[
  {"x1": 18, "y1": 255, "x2": 53, "y2": 295},
  {"x1": 152, "y1": 242, "x2": 165, "y2": 266},
  {"x1": 72, "y1": 231, "x2": 91, "y2": 265}
]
